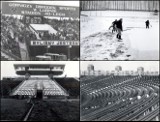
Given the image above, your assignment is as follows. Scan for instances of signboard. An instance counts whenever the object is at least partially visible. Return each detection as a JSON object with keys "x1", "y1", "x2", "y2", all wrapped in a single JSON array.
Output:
[
  {"x1": 30, "y1": 40, "x2": 79, "y2": 46},
  {"x1": 2, "y1": 2, "x2": 79, "y2": 17},
  {"x1": 25, "y1": 16, "x2": 42, "y2": 24}
]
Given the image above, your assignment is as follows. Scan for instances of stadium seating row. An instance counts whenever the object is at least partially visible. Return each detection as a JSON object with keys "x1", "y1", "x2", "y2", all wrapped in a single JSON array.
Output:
[
  {"x1": 11, "y1": 77, "x2": 68, "y2": 96},
  {"x1": 80, "y1": 75, "x2": 159, "y2": 121}
]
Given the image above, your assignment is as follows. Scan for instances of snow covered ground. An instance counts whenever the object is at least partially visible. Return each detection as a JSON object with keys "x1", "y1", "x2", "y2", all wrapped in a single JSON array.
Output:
[{"x1": 80, "y1": 11, "x2": 159, "y2": 60}]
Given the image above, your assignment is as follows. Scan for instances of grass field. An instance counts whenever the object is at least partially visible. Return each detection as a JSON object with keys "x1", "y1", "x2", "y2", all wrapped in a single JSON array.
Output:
[
  {"x1": 1, "y1": 98, "x2": 31, "y2": 120},
  {"x1": 1, "y1": 98, "x2": 79, "y2": 121},
  {"x1": 28, "y1": 100, "x2": 79, "y2": 121}
]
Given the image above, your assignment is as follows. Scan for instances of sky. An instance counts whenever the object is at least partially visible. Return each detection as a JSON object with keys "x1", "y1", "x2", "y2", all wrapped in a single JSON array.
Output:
[
  {"x1": 81, "y1": 61, "x2": 159, "y2": 72},
  {"x1": 1, "y1": 61, "x2": 79, "y2": 79},
  {"x1": 1, "y1": 61, "x2": 159, "y2": 79},
  {"x1": 2, "y1": 1, "x2": 79, "y2": 7}
]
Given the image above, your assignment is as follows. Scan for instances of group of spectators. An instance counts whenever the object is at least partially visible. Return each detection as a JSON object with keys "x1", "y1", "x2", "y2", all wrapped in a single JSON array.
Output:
[
  {"x1": 1, "y1": 15, "x2": 39, "y2": 59},
  {"x1": 40, "y1": 18, "x2": 79, "y2": 41},
  {"x1": 1, "y1": 14, "x2": 79, "y2": 60},
  {"x1": 1, "y1": 15, "x2": 79, "y2": 42},
  {"x1": 1, "y1": 15, "x2": 21, "y2": 58}
]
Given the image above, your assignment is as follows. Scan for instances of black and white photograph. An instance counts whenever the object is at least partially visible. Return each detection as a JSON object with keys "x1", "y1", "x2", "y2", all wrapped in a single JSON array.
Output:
[
  {"x1": 1, "y1": 1, "x2": 79, "y2": 61},
  {"x1": 80, "y1": 1, "x2": 159, "y2": 60},
  {"x1": 80, "y1": 61, "x2": 159, "y2": 121},
  {"x1": 1, "y1": 61, "x2": 79, "y2": 121},
  {"x1": 1, "y1": 0, "x2": 160, "y2": 121}
]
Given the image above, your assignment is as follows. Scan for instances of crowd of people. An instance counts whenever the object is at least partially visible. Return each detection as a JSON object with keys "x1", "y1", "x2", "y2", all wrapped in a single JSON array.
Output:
[
  {"x1": 1, "y1": 15, "x2": 21, "y2": 58},
  {"x1": 1, "y1": 14, "x2": 79, "y2": 60},
  {"x1": 41, "y1": 18, "x2": 79, "y2": 40}
]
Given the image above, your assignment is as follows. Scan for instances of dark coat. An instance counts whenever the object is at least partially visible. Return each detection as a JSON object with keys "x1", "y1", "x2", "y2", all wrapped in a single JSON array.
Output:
[
  {"x1": 112, "y1": 20, "x2": 117, "y2": 27},
  {"x1": 115, "y1": 20, "x2": 123, "y2": 31},
  {"x1": 145, "y1": 20, "x2": 149, "y2": 25}
]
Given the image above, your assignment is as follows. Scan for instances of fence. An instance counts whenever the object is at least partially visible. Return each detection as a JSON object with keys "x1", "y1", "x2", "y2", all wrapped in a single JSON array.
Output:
[{"x1": 81, "y1": 1, "x2": 159, "y2": 12}]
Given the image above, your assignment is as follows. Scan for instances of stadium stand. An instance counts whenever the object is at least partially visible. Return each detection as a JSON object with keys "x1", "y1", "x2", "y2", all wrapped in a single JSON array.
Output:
[
  {"x1": 1, "y1": 77, "x2": 80, "y2": 121},
  {"x1": 80, "y1": 75, "x2": 159, "y2": 121},
  {"x1": 1, "y1": 77, "x2": 79, "y2": 98},
  {"x1": 10, "y1": 77, "x2": 68, "y2": 97},
  {"x1": 1, "y1": 14, "x2": 79, "y2": 60},
  {"x1": 55, "y1": 78, "x2": 80, "y2": 98}
]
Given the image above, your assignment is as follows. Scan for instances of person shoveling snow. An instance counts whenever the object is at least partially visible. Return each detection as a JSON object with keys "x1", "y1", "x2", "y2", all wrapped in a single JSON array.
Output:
[
  {"x1": 115, "y1": 18, "x2": 123, "y2": 40},
  {"x1": 108, "y1": 19, "x2": 117, "y2": 33}
]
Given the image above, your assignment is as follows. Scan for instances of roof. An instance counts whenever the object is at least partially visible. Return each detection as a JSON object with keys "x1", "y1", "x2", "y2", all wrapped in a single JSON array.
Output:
[
  {"x1": 14, "y1": 64, "x2": 65, "y2": 68},
  {"x1": 30, "y1": 24, "x2": 57, "y2": 34},
  {"x1": 36, "y1": 55, "x2": 51, "y2": 59},
  {"x1": 45, "y1": 53, "x2": 60, "y2": 56}
]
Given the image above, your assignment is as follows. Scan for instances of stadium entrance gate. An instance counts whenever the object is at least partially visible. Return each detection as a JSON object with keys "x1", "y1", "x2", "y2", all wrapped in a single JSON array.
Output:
[{"x1": 36, "y1": 90, "x2": 43, "y2": 99}]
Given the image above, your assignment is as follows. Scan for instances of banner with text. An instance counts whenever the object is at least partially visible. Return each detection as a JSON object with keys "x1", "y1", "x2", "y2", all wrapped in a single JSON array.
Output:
[
  {"x1": 2, "y1": 2, "x2": 79, "y2": 17},
  {"x1": 30, "y1": 40, "x2": 79, "y2": 46}
]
